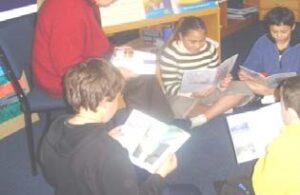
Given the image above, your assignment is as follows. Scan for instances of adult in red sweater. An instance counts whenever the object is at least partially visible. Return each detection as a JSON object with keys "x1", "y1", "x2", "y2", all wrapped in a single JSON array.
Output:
[
  {"x1": 32, "y1": 0, "x2": 174, "y2": 122},
  {"x1": 32, "y1": 0, "x2": 111, "y2": 97}
]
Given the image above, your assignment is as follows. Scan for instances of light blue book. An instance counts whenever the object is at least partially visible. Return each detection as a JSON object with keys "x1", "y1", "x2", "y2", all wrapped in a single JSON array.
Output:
[
  {"x1": 0, "y1": 64, "x2": 5, "y2": 77},
  {"x1": 171, "y1": 0, "x2": 218, "y2": 14}
]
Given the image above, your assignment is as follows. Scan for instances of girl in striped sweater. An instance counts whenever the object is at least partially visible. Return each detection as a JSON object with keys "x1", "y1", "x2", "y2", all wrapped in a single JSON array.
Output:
[{"x1": 159, "y1": 16, "x2": 253, "y2": 128}]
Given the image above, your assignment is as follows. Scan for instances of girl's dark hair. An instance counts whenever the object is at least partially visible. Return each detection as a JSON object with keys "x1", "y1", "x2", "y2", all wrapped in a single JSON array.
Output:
[
  {"x1": 64, "y1": 58, "x2": 124, "y2": 113},
  {"x1": 163, "y1": 16, "x2": 207, "y2": 47},
  {"x1": 264, "y1": 6, "x2": 295, "y2": 27}
]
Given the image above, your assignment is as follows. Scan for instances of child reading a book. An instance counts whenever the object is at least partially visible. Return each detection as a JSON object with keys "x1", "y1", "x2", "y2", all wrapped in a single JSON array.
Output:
[
  {"x1": 252, "y1": 76, "x2": 300, "y2": 195},
  {"x1": 158, "y1": 16, "x2": 253, "y2": 128},
  {"x1": 39, "y1": 58, "x2": 201, "y2": 195},
  {"x1": 239, "y1": 6, "x2": 300, "y2": 96}
]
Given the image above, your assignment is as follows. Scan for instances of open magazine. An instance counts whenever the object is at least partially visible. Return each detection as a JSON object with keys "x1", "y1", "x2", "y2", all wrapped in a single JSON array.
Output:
[
  {"x1": 179, "y1": 54, "x2": 238, "y2": 93},
  {"x1": 239, "y1": 66, "x2": 297, "y2": 88},
  {"x1": 226, "y1": 103, "x2": 284, "y2": 164},
  {"x1": 111, "y1": 49, "x2": 157, "y2": 75},
  {"x1": 116, "y1": 109, "x2": 190, "y2": 173}
]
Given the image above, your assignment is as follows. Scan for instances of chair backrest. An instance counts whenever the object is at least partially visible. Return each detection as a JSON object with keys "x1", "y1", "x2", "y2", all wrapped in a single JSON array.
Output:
[{"x1": 0, "y1": 14, "x2": 36, "y2": 82}]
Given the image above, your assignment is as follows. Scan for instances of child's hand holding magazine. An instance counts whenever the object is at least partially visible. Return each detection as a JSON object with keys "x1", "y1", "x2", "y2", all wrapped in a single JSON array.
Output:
[{"x1": 155, "y1": 153, "x2": 177, "y2": 178}]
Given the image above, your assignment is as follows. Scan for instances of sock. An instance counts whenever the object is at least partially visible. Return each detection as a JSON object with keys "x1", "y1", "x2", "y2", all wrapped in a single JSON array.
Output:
[
  {"x1": 189, "y1": 114, "x2": 207, "y2": 129},
  {"x1": 224, "y1": 108, "x2": 233, "y2": 114}
]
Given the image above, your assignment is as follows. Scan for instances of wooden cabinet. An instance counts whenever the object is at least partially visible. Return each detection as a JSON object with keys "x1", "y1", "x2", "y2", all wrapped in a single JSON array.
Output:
[
  {"x1": 258, "y1": 0, "x2": 300, "y2": 21},
  {"x1": 103, "y1": 6, "x2": 220, "y2": 44},
  {"x1": 220, "y1": 0, "x2": 258, "y2": 38}
]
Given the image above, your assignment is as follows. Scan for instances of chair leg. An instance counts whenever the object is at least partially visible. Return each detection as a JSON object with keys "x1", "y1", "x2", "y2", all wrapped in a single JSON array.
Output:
[
  {"x1": 45, "y1": 112, "x2": 52, "y2": 131},
  {"x1": 23, "y1": 111, "x2": 37, "y2": 176}
]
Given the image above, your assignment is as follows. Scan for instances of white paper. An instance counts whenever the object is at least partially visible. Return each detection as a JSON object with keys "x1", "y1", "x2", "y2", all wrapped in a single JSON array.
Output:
[
  {"x1": 226, "y1": 103, "x2": 283, "y2": 164},
  {"x1": 179, "y1": 54, "x2": 238, "y2": 93},
  {"x1": 240, "y1": 66, "x2": 297, "y2": 88},
  {"x1": 111, "y1": 49, "x2": 157, "y2": 75},
  {"x1": 215, "y1": 53, "x2": 238, "y2": 81},
  {"x1": 100, "y1": 0, "x2": 146, "y2": 27},
  {"x1": 117, "y1": 110, "x2": 190, "y2": 173},
  {"x1": 180, "y1": 69, "x2": 217, "y2": 93}
]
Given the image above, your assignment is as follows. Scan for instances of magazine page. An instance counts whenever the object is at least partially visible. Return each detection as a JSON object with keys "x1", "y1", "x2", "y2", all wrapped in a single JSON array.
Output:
[
  {"x1": 117, "y1": 110, "x2": 190, "y2": 173},
  {"x1": 266, "y1": 72, "x2": 297, "y2": 88},
  {"x1": 239, "y1": 66, "x2": 268, "y2": 85},
  {"x1": 226, "y1": 103, "x2": 283, "y2": 164},
  {"x1": 240, "y1": 66, "x2": 297, "y2": 88},
  {"x1": 100, "y1": 0, "x2": 146, "y2": 27},
  {"x1": 179, "y1": 69, "x2": 217, "y2": 93},
  {"x1": 239, "y1": 66, "x2": 262, "y2": 79},
  {"x1": 214, "y1": 54, "x2": 238, "y2": 82},
  {"x1": 179, "y1": 54, "x2": 237, "y2": 93},
  {"x1": 111, "y1": 49, "x2": 157, "y2": 75}
]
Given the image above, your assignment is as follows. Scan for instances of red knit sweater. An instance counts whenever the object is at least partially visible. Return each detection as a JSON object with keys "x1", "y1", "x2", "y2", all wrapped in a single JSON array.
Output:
[{"x1": 32, "y1": 0, "x2": 111, "y2": 97}]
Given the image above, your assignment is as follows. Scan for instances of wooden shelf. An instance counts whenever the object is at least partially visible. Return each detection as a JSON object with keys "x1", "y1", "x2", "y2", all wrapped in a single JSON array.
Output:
[
  {"x1": 220, "y1": 0, "x2": 258, "y2": 38},
  {"x1": 221, "y1": 15, "x2": 258, "y2": 38},
  {"x1": 103, "y1": 6, "x2": 220, "y2": 44}
]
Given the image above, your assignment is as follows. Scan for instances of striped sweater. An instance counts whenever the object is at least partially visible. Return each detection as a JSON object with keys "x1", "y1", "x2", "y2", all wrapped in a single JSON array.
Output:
[{"x1": 159, "y1": 38, "x2": 219, "y2": 95}]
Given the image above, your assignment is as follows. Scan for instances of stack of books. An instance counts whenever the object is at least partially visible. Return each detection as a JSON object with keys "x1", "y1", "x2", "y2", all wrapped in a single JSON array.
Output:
[
  {"x1": 227, "y1": 4, "x2": 258, "y2": 20},
  {"x1": 0, "y1": 64, "x2": 22, "y2": 124}
]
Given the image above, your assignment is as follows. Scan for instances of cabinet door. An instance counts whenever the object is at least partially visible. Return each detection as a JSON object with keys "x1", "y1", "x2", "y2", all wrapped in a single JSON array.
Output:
[
  {"x1": 259, "y1": 0, "x2": 300, "y2": 21},
  {"x1": 260, "y1": 0, "x2": 299, "y2": 9}
]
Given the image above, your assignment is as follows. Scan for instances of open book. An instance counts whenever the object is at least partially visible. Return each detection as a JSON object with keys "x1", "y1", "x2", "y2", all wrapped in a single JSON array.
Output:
[
  {"x1": 179, "y1": 54, "x2": 238, "y2": 93},
  {"x1": 111, "y1": 49, "x2": 157, "y2": 75},
  {"x1": 239, "y1": 66, "x2": 297, "y2": 88},
  {"x1": 116, "y1": 109, "x2": 190, "y2": 173},
  {"x1": 226, "y1": 103, "x2": 284, "y2": 164},
  {"x1": 100, "y1": 0, "x2": 218, "y2": 27}
]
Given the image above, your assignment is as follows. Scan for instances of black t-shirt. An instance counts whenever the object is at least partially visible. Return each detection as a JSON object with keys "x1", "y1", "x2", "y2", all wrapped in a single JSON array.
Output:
[{"x1": 39, "y1": 115, "x2": 166, "y2": 195}]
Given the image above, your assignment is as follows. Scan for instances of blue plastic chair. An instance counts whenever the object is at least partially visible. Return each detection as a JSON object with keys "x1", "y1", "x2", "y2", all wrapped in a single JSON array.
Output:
[{"x1": 0, "y1": 14, "x2": 67, "y2": 176}]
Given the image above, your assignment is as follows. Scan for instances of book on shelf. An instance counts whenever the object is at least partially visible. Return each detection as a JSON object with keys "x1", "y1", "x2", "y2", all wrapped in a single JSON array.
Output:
[
  {"x1": 0, "y1": 94, "x2": 19, "y2": 107},
  {"x1": 116, "y1": 109, "x2": 190, "y2": 173},
  {"x1": 227, "y1": 4, "x2": 257, "y2": 20},
  {"x1": 100, "y1": 0, "x2": 218, "y2": 27},
  {"x1": 0, "y1": 65, "x2": 5, "y2": 77},
  {"x1": 239, "y1": 66, "x2": 297, "y2": 88},
  {"x1": 227, "y1": 6, "x2": 257, "y2": 15},
  {"x1": 179, "y1": 54, "x2": 238, "y2": 93},
  {"x1": 0, "y1": 78, "x2": 27, "y2": 98},
  {"x1": 171, "y1": 0, "x2": 218, "y2": 14},
  {"x1": 226, "y1": 102, "x2": 284, "y2": 164},
  {"x1": 0, "y1": 101, "x2": 23, "y2": 123},
  {"x1": 227, "y1": 12, "x2": 257, "y2": 20},
  {"x1": 111, "y1": 49, "x2": 157, "y2": 75}
]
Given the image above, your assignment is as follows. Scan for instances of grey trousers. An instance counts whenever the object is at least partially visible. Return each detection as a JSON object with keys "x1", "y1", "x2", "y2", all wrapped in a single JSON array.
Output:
[{"x1": 123, "y1": 75, "x2": 174, "y2": 123}]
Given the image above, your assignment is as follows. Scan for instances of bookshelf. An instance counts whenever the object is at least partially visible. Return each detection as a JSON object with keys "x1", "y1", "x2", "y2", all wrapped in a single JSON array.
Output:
[
  {"x1": 220, "y1": 0, "x2": 258, "y2": 38},
  {"x1": 0, "y1": 62, "x2": 38, "y2": 139},
  {"x1": 103, "y1": 6, "x2": 220, "y2": 45}
]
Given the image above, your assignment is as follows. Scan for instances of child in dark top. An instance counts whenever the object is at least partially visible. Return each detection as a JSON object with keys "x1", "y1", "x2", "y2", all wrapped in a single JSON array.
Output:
[
  {"x1": 239, "y1": 6, "x2": 300, "y2": 96},
  {"x1": 39, "y1": 58, "x2": 201, "y2": 195},
  {"x1": 159, "y1": 16, "x2": 253, "y2": 128}
]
